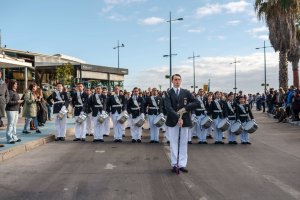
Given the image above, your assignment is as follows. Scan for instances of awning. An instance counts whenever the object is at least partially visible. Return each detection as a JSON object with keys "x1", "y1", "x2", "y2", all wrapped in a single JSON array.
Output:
[{"x1": 0, "y1": 55, "x2": 33, "y2": 69}]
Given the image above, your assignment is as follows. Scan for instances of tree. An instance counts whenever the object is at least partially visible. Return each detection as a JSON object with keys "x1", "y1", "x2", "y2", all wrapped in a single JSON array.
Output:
[
  {"x1": 288, "y1": 16, "x2": 300, "y2": 88},
  {"x1": 55, "y1": 63, "x2": 74, "y2": 85},
  {"x1": 255, "y1": 0, "x2": 300, "y2": 91}
]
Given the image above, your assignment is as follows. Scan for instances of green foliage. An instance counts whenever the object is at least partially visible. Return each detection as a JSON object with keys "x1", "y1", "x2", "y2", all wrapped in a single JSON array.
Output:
[{"x1": 55, "y1": 63, "x2": 74, "y2": 85}]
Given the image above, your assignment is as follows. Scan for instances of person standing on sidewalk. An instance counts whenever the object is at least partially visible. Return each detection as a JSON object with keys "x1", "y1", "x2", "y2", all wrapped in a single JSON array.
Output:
[
  {"x1": 5, "y1": 80, "x2": 23, "y2": 144},
  {"x1": 164, "y1": 74, "x2": 200, "y2": 173},
  {"x1": 47, "y1": 83, "x2": 69, "y2": 141},
  {"x1": 22, "y1": 82, "x2": 42, "y2": 134},
  {"x1": 0, "y1": 69, "x2": 9, "y2": 128}
]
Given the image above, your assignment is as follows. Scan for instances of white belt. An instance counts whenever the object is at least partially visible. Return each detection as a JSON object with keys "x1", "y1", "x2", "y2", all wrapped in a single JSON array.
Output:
[
  {"x1": 54, "y1": 101, "x2": 64, "y2": 104},
  {"x1": 228, "y1": 115, "x2": 236, "y2": 118},
  {"x1": 240, "y1": 114, "x2": 248, "y2": 117},
  {"x1": 112, "y1": 105, "x2": 122, "y2": 107},
  {"x1": 196, "y1": 109, "x2": 205, "y2": 111},
  {"x1": 131, "y1": 108, "x2": 139, "y2": 110},
  {"x1": 75, "y1": 105, "x2": 83, "y2": 107},
  {"x1": 149, "y1": 107, "x2": 158, "y2": 109},
  {"x1": 213, "y1": 110, "x2": 222, "y2": 112},
  {"x1": 94, "y1": 105, "x2": 103, "y2": 108}
]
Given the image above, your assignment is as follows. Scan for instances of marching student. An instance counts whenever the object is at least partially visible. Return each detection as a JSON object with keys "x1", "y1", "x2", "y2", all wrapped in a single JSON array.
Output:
[
  {"x1": 85, "y1": 88, "x2": 94, "y2": 136},
  {"x1": 47, "y1": 83, "x2": 69, "y2": 141},
  {"x1": 225, "y1": 92, "x2": 238, "y2": 144},
  {"x1": 72, "y1": 83, "x2": 89, "y2": 141}
]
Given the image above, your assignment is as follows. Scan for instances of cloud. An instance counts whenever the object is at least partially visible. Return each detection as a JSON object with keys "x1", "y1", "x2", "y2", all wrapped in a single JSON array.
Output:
[
  {"x1": 102, "y1": 0, "x2": 146, "y2": 13},
  {"x1": 140, "y1": 17, "x2": 164, "y2": 25},
  {"x1": 227, "y1": 20, "x2": 241, "y2": 26},
  {"x1": 187, "y1": 27, "x2": 205, "y2": 33},
  {"x1": 247, "y1": 26, "x2": 269, "y2": 40},
  {"x1": 107, "y1": 14, "x2": 128, "y2": 21},
  {"x1": 196, "y1": 0, "x2": 250, "y2": 18},
  {"x1": 124, "y1": 52, "x2": 285, "y2": 93}
]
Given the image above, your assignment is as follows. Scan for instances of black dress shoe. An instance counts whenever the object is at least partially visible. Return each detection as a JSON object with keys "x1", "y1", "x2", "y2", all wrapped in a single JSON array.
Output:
[
  {"x1": 222, "y1": 136, "x2": 226, "y2": 139},
  {"x1": 137, "y1": 139, "x2": 141, "y2": 143},
  {"x1": 23, "y1": 130, "x2": 31, "y2": 134},
  {"x1": 246, "y1": 142, "x2": 252, "y2": 145},
  {"x1": 9, "y1": 141, "x2": 15, "y2": 144},
  {"x1": 16, "y1": 139, "x2": 21, "y2": 142},
  {"x1": 73, "y1": 138, "x2": 81, "y2": 141},
  {"x1": 61, "y1": 137, "x2": 65, "y2": 141},
  {"x1": 228, "y1": 141, "x2": 233, "y2": 144},
  {"x1": 114, "y1": 139, "x2": 118, "y2": 142},
  {"x1": 99, "y1": 139, "x2": 104, "y2": 142},
  {"x1": 118, "y1": 139, "x2": 122, "y2": 143},
  {"x1": 149, "y1": 140, "x2": 155, "y2": 143},
  {"x1": 122, "y1": 134, "x2": 125, "y2": 137},
  {"x1": 215, "y1": 141, "x2": 219, "y2": 144},
  {"x1": 188, "y1": 141, "x2": 192, "y2": 144},
  {"x1": 81, "y1": 139, "x2": 85, "y2": 142},
  {"x1": 55, "y1": 138, "x2": 60, "y2": 141},
  {"x1": 219, "y1": 141, "x2": 224, "y2": 144},
  {"x1": 154, "y1": 141, "x2": 159, "y2": 143},
  {"x1": 132, "y1": 139, "x2": 136, "y2": 143},
  {"x1": 172, "y1": 166, "x2": 177, "y2": 173},
  {"x1": 203, "y1": 141, "x2": 208, "y2": 144},
  {"x1": 36, "y1": 129, "x2": 41, "y2": 134},
  {"x1": 93, "y1": 139, "x2": 99, "y2": 142},
  {"x1": 167, "y1": 141, "x2": 170, "y2": 144},
  {"x1": 198, "y1": 141, "x2": 203, "y2": 144},
  {"x1": 104, "y1": 134, "x2": 109, "y2": 137},
  {"x1": 241, "y1": 142, "x2": 247, "y2": 144},
  {"x1": 179, "y1": 167, "x2": 188, "y2": 173},
  {"x1": 233, "y1": 141, "x2": 238, "y2": 144}
]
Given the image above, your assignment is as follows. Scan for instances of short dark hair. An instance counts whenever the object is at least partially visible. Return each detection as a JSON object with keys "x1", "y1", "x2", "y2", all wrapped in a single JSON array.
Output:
[
  {"x1": 8, "y1": 79, "x2": 18, "y2": 90},
  {"x1": 28, "y1": 82, "x2": 37, "y2": 91},
  {"x1": 171, "y1": 74, "x2": 181, "y2": 80},
  {"x1": 77, "y1": 82, "x2": 83, "y2": 86},
  {"x1": 56, "y1": 83, "x2": 64, "y2": 87}
]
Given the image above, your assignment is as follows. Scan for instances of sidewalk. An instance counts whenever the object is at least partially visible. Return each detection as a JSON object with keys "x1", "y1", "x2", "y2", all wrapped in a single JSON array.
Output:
[
  {"x1": 0, "y1": 116, "x2": 75, "y2": 162},
  {"x1": 264, "y1": 112, "x2": 300, "y2": 127}
]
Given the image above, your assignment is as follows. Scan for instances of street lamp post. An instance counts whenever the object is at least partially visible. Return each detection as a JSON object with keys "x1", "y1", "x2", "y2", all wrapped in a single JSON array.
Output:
[
  {"x1": 230, "y1": 58, "x2": 241, "y2": 96},
  {"x1": 256, "y1": 41, "x2": 272, "y2": 94},
  {"x1": 165, "y1": 12, "x2": 183, "y2": 88},
  {"x1": 188, "y1": 52, "x2": 200, "y2": 93},
  {"x1": 113, "y1": 40, "x2": 125, "y2": 69}
]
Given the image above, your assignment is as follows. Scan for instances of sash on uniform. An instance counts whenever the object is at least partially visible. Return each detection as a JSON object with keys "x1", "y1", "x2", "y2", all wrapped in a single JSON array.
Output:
[
  {"x1": 114, "y1": 94, "x2": 121, "y2": 105},
  {"x1": 55, "y1": 90, "x2": 63, "y2": 101},
  {"x1": 197, "y1": 96, "x2": 205, "y2": 108},
  {"x1": 215, "y1": 100, "x2": 222, "y2": 111},
  {"x1": 95, "y1": 94, "x2": 102, "y2": 106},
  {"x1": 239, "y1": 104, "x2": 246, "y2": 114},
  {"x1": 133, "y1": 96, "x2": 140, "y2": 108},
  {"x1": 150, "y1": 96, "x2": 158, "y2": 108},
  {"x1": 77, "y1": 92, "x2": 83, "y2": 105},
  {"x1": 227, "y1": 101, "x2": 234, "y2": 113}
]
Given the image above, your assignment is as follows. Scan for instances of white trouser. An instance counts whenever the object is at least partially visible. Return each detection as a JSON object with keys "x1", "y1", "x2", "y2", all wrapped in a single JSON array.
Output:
[
  {"x1": 75, "y1": 117, "x2": 87, "y2": 139},
  {"x1": 6, "y1": 111, "x2": 19, "y2": 142},
  {"x1": 111, "y1": 113, "x2": 124, "y2": 140},
  {"x1": 130, "y1": 117, "x2": 142, "y2": 140},
  {"x1": 53, "y1": 114, "x2": 67, "y2": 138},
  {"x1": 86, "y1": 113, "x2": 93, "y2": 134},
  {"x1": 168, "y1": 125, "x2": 188, "y2": 168},
  {"x1": 227, "y1": 120, "x2": 237, "y2": 142},
  {"x1": 196, "y1": 115, "x2": 208, "y2": 142},
  {"x1": 240, "y1": 122, "x2": 250, "y2": 142},
  {"x1": 93, "y1": 115, "x2": 105, "y2": 140},
  {"x1": 103, "y1": 116, "x2": 110, "y2": 136},
  {"x1": 148, "y1": 115, "x2": 159, "y2": 141},
  {"x1": 164, "y1": 125, "x2": 169, "y2": 141},
  {"x1": 213, "y1": 117, "x2": 223, "y2": 142},
  {"x1": 188, "y1": 127, "x2": 195, "y2": 142}
]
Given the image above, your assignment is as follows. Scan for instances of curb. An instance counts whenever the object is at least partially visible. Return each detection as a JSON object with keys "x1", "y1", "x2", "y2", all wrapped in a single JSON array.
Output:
[
  {"x1": 265, "y1": 113, "x2": 300, "y2": 127},
  {"x1": 0, "y1": 127, "x2": 74, "y2": 162}
]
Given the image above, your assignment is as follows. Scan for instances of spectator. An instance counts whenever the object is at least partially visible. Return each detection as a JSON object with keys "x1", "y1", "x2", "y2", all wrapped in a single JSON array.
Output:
[
  {"x1": 36, "y1": 87, "x2": 48, "y2": 126},
  {"x1": 285, "y1": 86, "x2": 296, "y2": 118},
  {"x1": 261, "y1": 93, "x2": 266, "y2": 112},
  {"x1": 5, "y1": 80, "x2": 23, "y2": 144},
  {"x1": 292, "y1": 90, "x2": 300, "y2": 121},
  {"x1": 267, "y1": 89, "x2": 275, "y2": 114},
  {"x1": 0, "y1": 69, "x2": 9, "y2": 128},
  {"x1": 22, "y1": 82, "x2": 42, "y2": 134},
  {"x1": 43, "y1": 85, "x2": 53, "y2": 121},
  {"x1": 256, "y1": 93, "x2": 262, "y2": 111}
]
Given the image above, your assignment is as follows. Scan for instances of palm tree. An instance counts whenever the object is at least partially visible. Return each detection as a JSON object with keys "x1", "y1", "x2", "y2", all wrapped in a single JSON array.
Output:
[
  {"x1": 255, "y1": 0, "x2": 300, "y2": 91},
  {"x1": 287, "y1": 19, "x2": 300, "y2": 88}
]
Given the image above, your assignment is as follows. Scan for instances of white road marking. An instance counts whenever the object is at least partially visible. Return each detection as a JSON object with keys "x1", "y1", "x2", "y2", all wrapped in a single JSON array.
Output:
[
  {"x1": 63, "y1": 188, "x2": 69, "y2": 191},
  {"x1": 95, "y1": 150, "x2": 105, "y2": 153},
  {"x1": 104, "y1": 163, "x2": 116, "y2": 170},
  {"x1": 199, "y1": 197, "x2": 208, "y2": 200}
]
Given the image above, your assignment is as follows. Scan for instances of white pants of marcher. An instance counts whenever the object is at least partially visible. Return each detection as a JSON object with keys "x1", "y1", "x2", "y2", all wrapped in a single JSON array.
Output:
[
  {"x1": 213, "y1": 117, "x2": 223, "y2": 142},
  {"x1": 240, "y1": 122, "x2": 250, "y2": 142},
  {"x1": 227, "y1": 120, "x2": 237, "y2": 142},
  {"x1": 103, "y1": 116, "x2": 110, "y2": 136},
  {"x1": 168, "y1": 125, "x2": 188, "y2": 168},
  {"x1": 188, "y1": 127, "x2": 195, "y2": 142},
  {"x1": 148, "y1": 115, "x2": 159, "y2": 141},
  {"x1": 196, "y1": 115, "x2": 208, "y2": 142},
  {"x1": 86, "y1": 113, "x2": 93, "y2": 134},
  {"x1": 164, "y1": 126, "x2": 169, "y2": 141},
  {"x1": 6, "y1": 111, "x2": 19, "y2": 142},
  {"x1": 111, "y1": 113, "x2": 124, "y2": 140},
  {"x1": 93, "y1": 115, "x2": 105, "y2": 140},
  {"x1": 75, "y1": 117, "x2": 87, "y2": 139},
  {"x1": 53, "y1": 114, "x2": 67, "y2": 138},
  {"x1": 130, "y1": 117, "x2": 142, "y2": 140}
]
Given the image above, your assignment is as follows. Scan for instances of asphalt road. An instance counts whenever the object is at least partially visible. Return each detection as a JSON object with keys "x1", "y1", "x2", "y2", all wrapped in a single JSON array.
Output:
[{"x1": 0, "y1": 112, "x2": 299, "y2": 200}]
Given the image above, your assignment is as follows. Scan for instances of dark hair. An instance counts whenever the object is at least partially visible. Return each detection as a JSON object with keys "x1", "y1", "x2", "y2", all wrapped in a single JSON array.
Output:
[
  {"x1": 28, "y1": 82, "x2": 37, "y2": 91},
  {"x1": 8, "y1": 79, "x2": 18, "y2": 90},
  {"x1": 56, "y1": 82, "x2": 64, "y2": 87},
  {"x1": 171, "y1": 74, "x2": 181, "y2": 80},
  {"x1": 77, "y1": 82, "x2": 83, "y2": 86}
]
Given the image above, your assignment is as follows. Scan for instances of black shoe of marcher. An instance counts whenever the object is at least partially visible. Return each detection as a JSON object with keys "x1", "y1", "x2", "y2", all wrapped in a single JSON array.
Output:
[
  {"x1": 122, "y1": 134, "x2": 125, "y2": 137},
  {"x1": 23, "y1": 130, "x2": 31, "y2": 134},
  {"x1": 55, "y1": 138, "x2": 60, "y2": 141},
  {"x1": 203, "y1": 141, "x2": 208, "y2": 144},
  {"x1": 36, "y1": 129, "x2": 41, "y2": 134},
  {"x1": 246, "y1": 142, "x2": 252, "y2": 145},
  {"x1": 241, "y1": 142, "x2": 247, "y2": 145},
  {"x1": 167, "y1": 141, "x2": 170, "y2": 144},
  {"x1": 179, "y1": 167, "x2": 188, "y2": 173},
  {"x1": 86, "y1": 134, "x2": 89, "y2": 136},
  {"x1": 114, "y1": 139, "x2": 118, "y2": 142},
  {"x1": 93, "y1": 139, "x2": 99, "y2": 142},
  {"x1": 9, "y1": 141, "x2": 15, "y2": 144},
  {"x1": 60, "y1": 137, "x2": 65, "y2": 141},
  {"x1": 16, "y1": 139, "x2": 21, "y2": 142},
  {"x1": 198, "y1": 141, "x2": 203, "y2": 144},
  {"x1": 233, "y1": 141, "x2": 238, "y2": 144},
  {"x1": 118, "y1": 139, "x2": 122, "y2": 143},
  {"x1": 172, "y1": 167, "x2": 177, "y2": 173},
  {"x1": 192, "y1": 136, "x2": 198, "y2": 139},
  {"x1": 149, "y1": 140, "x2": 154, "y2": 143},
  {"x1": 222, "y1": 136, "x2": 226, "y2": 139},
  {"x1": 228, "y1": 141, "x2": 233, "y2": 144},
  {"x1": 137, "y1": 139, "x2": 141, "y2": 143},
  {"x1": 215, "y1": 141, "x2": 219, "y2": 144},
  {"x1": 104, "y1": 135, "x2": 109, "y2": 137},
  {"x1": 81, "y1": 139, "x2": 85, "y2": 142},
  {"x1": 154, "y1": 141, "x2": 159, "y2": 143},
  {"x1": 73, "y1": 138, "x2": 80, "y2": 141},
  {"x1": 219, "y1": 141, "x2": 224, "y2": 144},
  {"x1": 99, "y1": 139, "x2": 104, "y2": 142},
  {"x1": 126, "y1": 127, "x2": 130, "y2": 129},
  {"x1": 132, "y1": 139, "x2": 136, "y2": 143},
  {"x1": 188, "y1": 141, "x2": 192, "y2": 144}
]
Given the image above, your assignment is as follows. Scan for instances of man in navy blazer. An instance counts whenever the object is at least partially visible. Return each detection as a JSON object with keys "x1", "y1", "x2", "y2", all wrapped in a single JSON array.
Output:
[{"x1": 164, "y1": 74, "x2": 200, "y2": 173}]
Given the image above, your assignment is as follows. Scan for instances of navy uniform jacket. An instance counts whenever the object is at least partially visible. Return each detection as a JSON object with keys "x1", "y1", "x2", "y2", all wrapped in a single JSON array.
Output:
[
  {"x1": 209, "y1": 99, "x2": 228, "y2": 119},
  {"x1": 47, "y1": 91, "x2": 69, "y2": 114},
  {"x1": 72, "y1": 92, "x2": 89, "y2": 116},
  {"x1": 127, "y1": 96, "x2": 145, "y2": 118},
  {"x1": 236, "y1": 104, "x2": 254, "y2": 123},
  {"x1": 107, "y1": 94, "x2": 126, "y2": 114},
  {"x1": 88, "y1": 93, "x2": 106, "y2": 117},
  {"x1": 225, "y1": 101, "x2": 237, "y2": 121},
  {"x1": 144, "y1": 96, "x2": 162, "y2": 115},
  {"x1": 193, "y1": 96, "x2": 207, "y2": 116},
  {"x1": 164, "y1": 88, "x2": 200, "y2": 127}
]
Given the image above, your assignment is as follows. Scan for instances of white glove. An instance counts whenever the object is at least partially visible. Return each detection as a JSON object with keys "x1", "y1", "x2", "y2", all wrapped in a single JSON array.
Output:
[
  {"x1": 62, "y1": 106, "x2": 66, "y2": 110},
  {"x1": 80, "y1": 111, "x2": 84, "y2": 115},
  {"x1": 141, "y1": 113, "x2": 145, "y2": 118},
  {"x1": 192, "y1": 114, "x2": 196, "y2": 118},
  {"x1": 101, "y1": 110, "x2": 106, "y2": 115},
  {"x1": 204, "y1": 111, "x2": 208, "y2": 115}
]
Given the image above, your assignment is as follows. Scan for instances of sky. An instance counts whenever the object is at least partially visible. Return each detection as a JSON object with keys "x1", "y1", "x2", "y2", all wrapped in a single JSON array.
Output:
[{"x1": 0, "y1": 0, "x2": 294, "y2": 93}]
